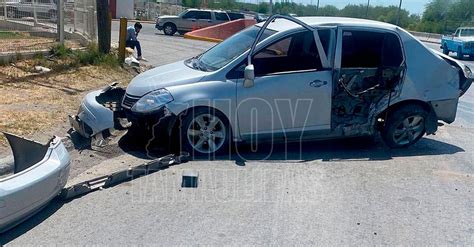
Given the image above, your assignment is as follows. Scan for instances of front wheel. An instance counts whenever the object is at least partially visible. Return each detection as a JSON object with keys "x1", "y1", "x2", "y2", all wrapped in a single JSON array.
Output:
[
  {"x1": 442, "y1": 44, "x2": 449, "y2": 55},
  {"x1": 163, "y1": 23, "x2": 176, "y2": 36},
  {"x1": 457, "y1": 47, "x2": 464, "y2": 60},
  {"x1": 381, "y1": 105, "x2": 428, "y2": 148},
  {"x1": 179, "y1": 108, "x2": 231, "y2": 156}
]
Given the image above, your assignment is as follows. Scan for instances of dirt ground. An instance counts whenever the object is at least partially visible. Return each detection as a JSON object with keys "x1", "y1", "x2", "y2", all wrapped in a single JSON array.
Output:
[
  {"x1": 0, "y1": 32, "x2": 81, "y2": 53},
  {"x1": 0, "y1": 58, "x2": 135, "y2": 150}
]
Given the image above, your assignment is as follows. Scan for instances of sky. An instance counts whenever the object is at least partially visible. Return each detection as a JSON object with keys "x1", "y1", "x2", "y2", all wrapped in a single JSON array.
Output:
[{"x1": 252, "y1": 0, "x2": 432, "y2": 15}]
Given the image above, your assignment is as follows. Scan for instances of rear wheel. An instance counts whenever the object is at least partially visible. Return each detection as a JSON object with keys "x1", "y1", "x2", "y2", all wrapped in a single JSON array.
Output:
[
  {"x1": 381, "y1": 105, "x2": 428, "y2": 148},
  {"x1": 457, "y1": 47, "x2": 464, "y2": 60},
  {"x1": 163, "y1": 23, "x2": 176, "y2": 36},
  {"x1": 442, "y1": 44, "x2": 449, "y2": 55}
]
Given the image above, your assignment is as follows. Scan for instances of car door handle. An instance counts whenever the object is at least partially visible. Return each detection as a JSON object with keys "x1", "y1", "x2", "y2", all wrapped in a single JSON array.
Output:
[{"x1": 309, "y1": 80, "x2": 328, "y2": 88}]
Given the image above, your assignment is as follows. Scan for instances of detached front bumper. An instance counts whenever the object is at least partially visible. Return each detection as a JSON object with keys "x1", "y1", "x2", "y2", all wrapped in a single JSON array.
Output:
[
  {"x1": 69, "y1": 84, "x2": 126, "y2": 138},
  {"x1": 0, "y1": 133, "x2": 70, "y2": 233}
]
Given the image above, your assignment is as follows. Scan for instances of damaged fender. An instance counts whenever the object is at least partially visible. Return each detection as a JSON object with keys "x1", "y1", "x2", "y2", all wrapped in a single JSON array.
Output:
[{"x1": 0, "y1": 133, "x2": 70, "y2": 233}]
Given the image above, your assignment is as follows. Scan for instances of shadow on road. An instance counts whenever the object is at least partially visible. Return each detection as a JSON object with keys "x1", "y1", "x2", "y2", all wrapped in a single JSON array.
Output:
[
  {"x1": 118, "y1": 131, "x2": 465, "y2": 163},
  {"x1": 0, "y1": 199, "x2": 64, "y2": 245}
]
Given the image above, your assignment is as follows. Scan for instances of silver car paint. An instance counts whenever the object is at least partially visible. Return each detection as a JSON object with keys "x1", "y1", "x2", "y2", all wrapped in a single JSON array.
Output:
[
  {"x1": 77, "y1": 17, "x2": 468, "y2": 142},
  {"x1": 0, "y1": 134, "x2": 70, "y2": 233}
]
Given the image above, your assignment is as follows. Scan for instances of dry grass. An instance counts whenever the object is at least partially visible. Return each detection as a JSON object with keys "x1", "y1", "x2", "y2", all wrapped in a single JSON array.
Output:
[
  {"x1": 0, "y1": 32, "x2": 81, "y2": 53},
  {"x1": 0, "y1": 59, "x2": 135, "y2": 146}
]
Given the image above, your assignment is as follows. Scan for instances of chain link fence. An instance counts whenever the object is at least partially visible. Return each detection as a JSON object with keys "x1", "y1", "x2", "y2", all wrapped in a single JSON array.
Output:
[{"x1": 0, "y1": 0, "x2": 96, "y2": 54}]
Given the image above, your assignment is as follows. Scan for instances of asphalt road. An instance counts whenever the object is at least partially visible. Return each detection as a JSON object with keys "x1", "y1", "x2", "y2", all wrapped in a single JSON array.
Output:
[{"x1": 1, "y1": 23, "x2": 473, "y2": 245}]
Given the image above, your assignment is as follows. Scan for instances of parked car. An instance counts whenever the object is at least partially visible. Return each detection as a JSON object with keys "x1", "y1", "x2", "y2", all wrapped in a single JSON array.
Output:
[
  {"x1": 254, "y1": 13, "x2": 268, "y2": 23},
  {"x1": 226, "y1": 12, "x2": 245, "y2": 20},
  {"x1": 0, "y1": 133, "x2": 70, "y2": 233},
  {"x1": 155, "y1": 9, "x2": 230, "y2": 36},
  {"x1": 72, "y1": 16, "x2": 473, "y2": 155},
  {"x1": 2, "y1": 0, "x2": 57, "y2": 20},
  {"x1": 441, "y1": 27, "x2": 474, "y2": 59}
]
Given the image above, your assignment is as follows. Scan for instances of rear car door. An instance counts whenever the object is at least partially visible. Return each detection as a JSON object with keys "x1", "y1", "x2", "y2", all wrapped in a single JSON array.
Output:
[
  {"x1": 196, "y1": 11, "x2": 213, "y2": 28},
  {"x1": 214, "y1": 12, "x2": 230, "y2": 25},
  {"x1": 236, "y1": 30, "x2": 334, "y2": 140}
]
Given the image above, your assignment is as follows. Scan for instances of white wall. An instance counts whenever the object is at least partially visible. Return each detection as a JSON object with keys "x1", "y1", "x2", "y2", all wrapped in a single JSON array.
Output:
[{"x1": 116, "y1": 0, "x2": 134, "y2": 19}]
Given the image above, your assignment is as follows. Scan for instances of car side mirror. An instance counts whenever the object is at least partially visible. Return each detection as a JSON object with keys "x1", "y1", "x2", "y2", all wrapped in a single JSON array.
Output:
[{"x1": 244, "y1": 64, "x2": 255, "y2": 88}]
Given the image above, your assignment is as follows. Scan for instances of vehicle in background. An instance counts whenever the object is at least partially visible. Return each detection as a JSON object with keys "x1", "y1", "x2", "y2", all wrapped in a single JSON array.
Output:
[
  {"x1": 254, "y1": 13, "x2": 268, "y2": 23},
  {"x1": 0, "y1": 133, "x2": 70, "y2": 233},
  {"x1": 1, "y1": 0, "x2": 57, "y2": 20},
  {"x1": 156, "y1": 9, "x2": 230, "y2": 36},
  {"x1": 226, "y1": 12, "x2": 245, "y2": 20},
  {"x1": 441, "y1": 27, "x2": 474, "y2": 59}
]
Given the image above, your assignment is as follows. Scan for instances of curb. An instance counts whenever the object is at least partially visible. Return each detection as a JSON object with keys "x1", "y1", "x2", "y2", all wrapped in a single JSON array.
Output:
[{"x1": 183, "y1": 33, "x2": 221, "y2": 43}]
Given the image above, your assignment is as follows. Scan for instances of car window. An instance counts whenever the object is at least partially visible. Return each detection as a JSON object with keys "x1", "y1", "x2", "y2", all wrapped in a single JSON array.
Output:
[
  {"x1": 228, "y1": 13, "x2": 244, "y2": 20},
  {"x1": 252, "y1": 30, "x2": 326, "y2": 76},
  {"x1": 195, "y1": 11, "x2": 211, "y2": 20},
  {"x1": 460, "y1": 29, "x2": 474, "y2": 37},
  {"x1": 454, "y1": 29, "x2": 460, "y2": 36},
  {"x1": 182, "y1": 11, "x2": 198, "y2": 19},
  {"x1": 215, "y1": 12, "x2": 229, "y2": 21},
  {"x1": 37, "y1": 0, "x2": 51, "y2": 3},
  {"x1": 341, "y1": 30, "x2": 403, "y2": 68}
]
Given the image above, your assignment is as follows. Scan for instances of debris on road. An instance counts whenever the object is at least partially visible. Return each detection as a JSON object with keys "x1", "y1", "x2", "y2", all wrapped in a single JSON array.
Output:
[
  {"x1": 59, "y1": 152, "x2": 189, "y2": 201},
  {"x1": 0, "y1": 133, "x2": 70, "y2": 233},
  {"x1": 181, "y1": 170, "x2": 199, "y2": 188}
]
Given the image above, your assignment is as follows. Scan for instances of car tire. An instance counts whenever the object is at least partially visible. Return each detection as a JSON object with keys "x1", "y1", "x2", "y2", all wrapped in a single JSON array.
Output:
[
  {"x1": 381, "y1": 105, "x2": 428, "y2": 148},
  {"x1": 442, "y1": 44, "x2": 449, "y2": 55},
  {"x1": 457, "y1": 47, "x2": 464, "y2": 60},
  {"x1": 163, "y1": 23, "x2": 177, "y2": 36},
  {"x1": 178, "y1": 108, "x2": 231, "y2": 156}
]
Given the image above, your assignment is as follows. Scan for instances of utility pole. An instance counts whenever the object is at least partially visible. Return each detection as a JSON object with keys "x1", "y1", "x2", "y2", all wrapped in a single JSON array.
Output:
[
  {"x1": 269, "y1": 0, "x2": 273, "y2": 15},
  {"x1": 316, "y1": 0, "x2": 319, "y2": 14},
  {"x1": 96, "y1": 0, "x2": 111, "y2": 53},
  {"x1": 396, "y1": 0, "x2": 403, "y2": 26},
  {"x1": 365, "y1": 0, "x2": 369, "y2": 18},
  {"x1": 57, "y1": 0, "x2": 64, "y2": 44}
]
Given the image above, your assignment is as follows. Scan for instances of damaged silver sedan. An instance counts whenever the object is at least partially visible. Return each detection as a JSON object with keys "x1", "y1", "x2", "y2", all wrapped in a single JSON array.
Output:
[
  {"x1": 71, "y1": 16, "x2": 473, "y2": 155},
  {"x1": 0, "y1": 133, "x2": 70, "y2": 233}
]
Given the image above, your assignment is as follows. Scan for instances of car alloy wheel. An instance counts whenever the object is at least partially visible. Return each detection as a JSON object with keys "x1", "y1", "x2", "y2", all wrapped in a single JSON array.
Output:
[
  {"x1": 392, "y1": 115, "x2": 425, "y2": 146},
  {"x1": 186, "y1": 113, "x2": 227, "y2": 154},
  {"x1": 164, "y1": 25, "x2": 175, "y2": 35}
]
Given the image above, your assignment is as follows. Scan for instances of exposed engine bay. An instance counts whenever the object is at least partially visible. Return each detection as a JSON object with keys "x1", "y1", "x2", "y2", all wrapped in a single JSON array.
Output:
[{"x1": 332, "y1": 67, "x2": 403, "y2": 130}]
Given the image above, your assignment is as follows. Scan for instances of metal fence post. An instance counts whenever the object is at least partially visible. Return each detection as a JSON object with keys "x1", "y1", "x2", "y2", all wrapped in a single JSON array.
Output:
[
  {"x1": 33, "y1": 0, "x2": 38, "y2": 26},
  {"x1": 3, "y1": 0, "x2": 7, "y2": 19}
]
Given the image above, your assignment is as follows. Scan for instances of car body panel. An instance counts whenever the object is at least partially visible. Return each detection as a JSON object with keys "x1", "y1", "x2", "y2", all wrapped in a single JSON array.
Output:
[
  {"x1": 68, "y1": 16, "x2": 471, "y2": 146},
  {"x1": 0, "y1": 133, "x2": 70, "y2": 233},
  {"x1": 156, "y1": 9, "x2": 229, "y2": 32}
]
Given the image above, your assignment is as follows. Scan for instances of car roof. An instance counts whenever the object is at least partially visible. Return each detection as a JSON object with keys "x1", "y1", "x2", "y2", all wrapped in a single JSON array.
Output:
[
  {"x1": 187, "y1": 8, "x2": 227, "y2": 13},
  {"x1": 257, "y1": 16, "x2": 399, "y2": 32}
]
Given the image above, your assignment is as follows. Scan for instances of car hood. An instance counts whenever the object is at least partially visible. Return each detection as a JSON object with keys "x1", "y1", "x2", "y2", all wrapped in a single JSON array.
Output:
[
  {"x1": 125, "y1": 60, "x2": 207, "y2": 96},
  {"x1": 458, "y1": 37, "x2": 474, "y2": 42}
]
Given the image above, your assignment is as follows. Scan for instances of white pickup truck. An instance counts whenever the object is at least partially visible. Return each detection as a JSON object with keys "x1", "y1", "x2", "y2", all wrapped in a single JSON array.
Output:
[{"x1": 441, "y1": 27, "x2": 474, "y2": 59}]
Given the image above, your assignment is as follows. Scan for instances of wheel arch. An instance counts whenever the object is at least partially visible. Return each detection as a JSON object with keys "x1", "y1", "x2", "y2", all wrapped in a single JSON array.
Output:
[{"x1": 376, "y1": 99, "x2": 437, "y2": 134}]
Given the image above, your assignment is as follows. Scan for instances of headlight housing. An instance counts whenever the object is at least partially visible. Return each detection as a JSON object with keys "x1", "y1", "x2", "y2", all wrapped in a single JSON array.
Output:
[
  {"x1": 463, "y1": 65, "x2": 473, "y2": 79},
  {"x1": 131, "y1": 89, "x2": 173, "y2": 113}
]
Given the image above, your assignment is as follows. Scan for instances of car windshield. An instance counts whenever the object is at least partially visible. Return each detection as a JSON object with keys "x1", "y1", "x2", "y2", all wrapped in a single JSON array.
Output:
[
  {"x1": 195, "y1": 26, "x2": 276, "y2": 71},
  {"x1": 460, "y1": 29, "x2": 474, "y2": 37}
]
